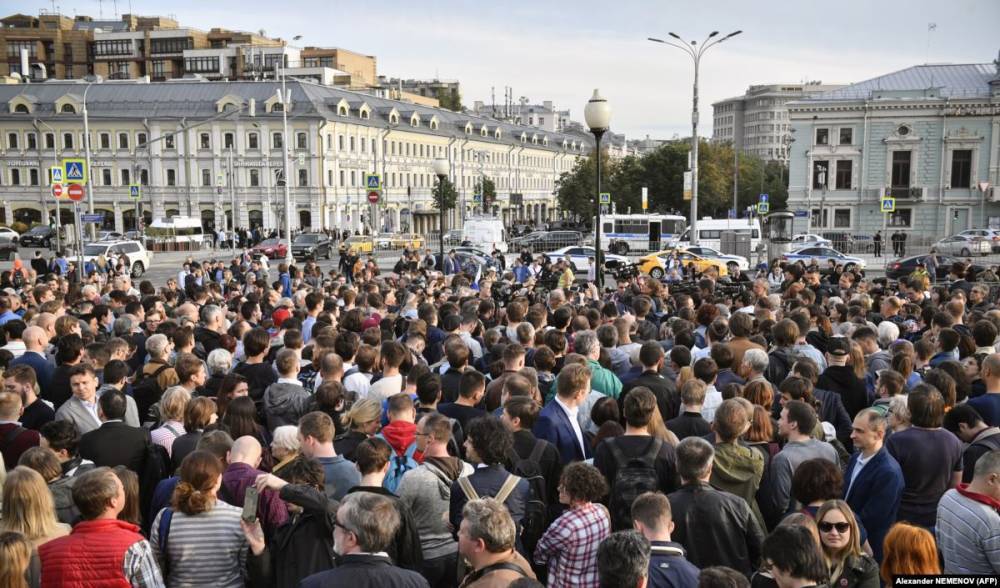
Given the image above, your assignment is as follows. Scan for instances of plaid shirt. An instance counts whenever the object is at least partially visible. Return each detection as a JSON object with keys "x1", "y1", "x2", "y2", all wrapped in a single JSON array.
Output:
[
  {"x1": 123, "y1": 539, "x2": 165, "y2": 587},
  {"x1": 534, "y1": 502, "x2": 610, "y2": 588}
]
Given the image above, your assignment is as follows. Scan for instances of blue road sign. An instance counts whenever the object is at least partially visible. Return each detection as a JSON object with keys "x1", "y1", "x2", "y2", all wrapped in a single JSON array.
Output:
[
  {"x1": 881, "y1": 197, "x2": 895, "y2": 213},
  {"x1": 365, "y1": 174, "x2": 381, "y2": 190},
  {"x1": 759, "y1": 193, "x2": 769, "y2": 202},
  {"x1": 129, "y1": 184, "x2": 141, "y2": 200},
  {"x1": 758, "y1": 202, "x2": 770, "y2": 214},
  {"x1": 473, "y1": 194, "x2": 482, "y2": 203},
  {"x1": 81, "y1": 213, "x2": 103, "y2": 223},
  {"x1": 64, "y1": 159, "x2": 87, "y2": 184},
  {"x1": 794, "y1": 210, "x2": 809, "y2": 218}
]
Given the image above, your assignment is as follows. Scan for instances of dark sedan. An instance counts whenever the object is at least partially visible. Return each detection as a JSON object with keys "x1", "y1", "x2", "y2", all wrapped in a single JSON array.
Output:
[
  {"x1": 886, "y1": 254, "x2": 985, "y2": 281},
  {"x1": 511, "y1": 230, "x2": 583, "y2": 253},
  {"x1": 292, "y1": 233, "x2": 333, "y2": 260},
  {"x1": 251, "y1": 238, "x2": 288, "y2": 260},
  {"x1": 18, "y1": 226, "x2": 55, "y2": 248}
]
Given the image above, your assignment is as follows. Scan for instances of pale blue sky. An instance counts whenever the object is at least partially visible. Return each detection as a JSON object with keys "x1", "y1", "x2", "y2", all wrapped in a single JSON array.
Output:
[{"x1": 38, "y1": 0, "x2": 1000, "y2": 138}]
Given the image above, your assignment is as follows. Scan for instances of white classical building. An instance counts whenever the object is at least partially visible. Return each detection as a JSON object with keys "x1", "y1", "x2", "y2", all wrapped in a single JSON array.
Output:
[{"x1": 0, "y1": 79, "x2": 591, "y2": 234}]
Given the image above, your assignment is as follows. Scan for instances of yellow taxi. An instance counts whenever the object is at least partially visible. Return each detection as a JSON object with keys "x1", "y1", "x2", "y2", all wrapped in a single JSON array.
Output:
[
  {"x1": 343, "y1": 235, "x2": 375, "y2": 254},
  {"x1": 637, "y1": 248, "x2": 729, "y2": 279},
  {"x1": 377, "y1": 233, "x2": 425, "y2": 250}
]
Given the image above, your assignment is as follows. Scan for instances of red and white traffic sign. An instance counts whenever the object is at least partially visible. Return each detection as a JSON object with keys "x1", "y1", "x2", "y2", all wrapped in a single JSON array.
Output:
[
  {"x1": 367, "y1": 190, "x2": 380, "y2": 204},
  {"x1": 51, "y1": 183, "x2": 64, "y2": 199},
  {"x1": 67, "y1": 184, "x2": 85, "y2": 201}
]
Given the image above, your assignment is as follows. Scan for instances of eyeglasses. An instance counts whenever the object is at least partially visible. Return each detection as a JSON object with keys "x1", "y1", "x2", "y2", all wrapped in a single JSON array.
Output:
[
  {"x1": 334, "y1": 520, "x2": 354, "y2": 535},
  {"x1": 818, "y1": 521, "x2": 851, "y2": 534}
]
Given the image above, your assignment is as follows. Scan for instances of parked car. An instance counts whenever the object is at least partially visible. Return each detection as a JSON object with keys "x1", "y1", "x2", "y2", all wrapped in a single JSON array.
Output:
[
  {"x1": 251, "y1": 238, "x2": 288, "y2": 259},
  {"x1": 682, "y1": 245, "x2": 750, "y2": 271},
  {"x1": 97, "y1": 231, "x2": 123, "y2": 242},
  {"x1": 886, "y1": 254, "x2": 986, "y2": 281},
  {"x1": 443, "y1": 229, "x2": 465, "y2": 246},
  {"x1": 82, "y1": 240, "x2": 153, "y2": 278},
  {"x1": 781, "y1": 246, "x2": 866, "y2": 271},
  {"x1": 376, "y1": 233, "x2": 424, "y2": 250},
  {"x1": 957, "y1": 228, "x2": 1000, "y2": 253},
  {"x1": 18, "y1": 226, "x2": 55, "y2": 248},
  {"x1": 292, "y1": 233, "x2": 333, "y2": 260},
  {"x1": 511, "y1": 230, "x2": 582, "y2": 253},
  {"x1": 0, "y1": 227, "x2": 19, "y2": 244},
  {"x1": 637, "y1": 249, "x2": 729, "y2": 279},
  {"x1": 545, "y1": 246, "x2": 629, "y2": 273},
  {"x1": 934, "y1": 234, "x2": 992, "y2": 257},
  {"x1": 791, "y1": 233, "x2": 833, "y2": 247},
  {"x1": 342, "y1": 235, "x2": 374, "y2": 254}
]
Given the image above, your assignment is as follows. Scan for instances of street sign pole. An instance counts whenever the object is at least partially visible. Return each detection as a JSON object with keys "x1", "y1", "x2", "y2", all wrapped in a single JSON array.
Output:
[{"x1": 73, "y1": 201, "x2": 84, "y2": 281}]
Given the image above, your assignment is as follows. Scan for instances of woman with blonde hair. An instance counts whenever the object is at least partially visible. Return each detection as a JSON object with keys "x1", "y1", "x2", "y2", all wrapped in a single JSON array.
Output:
[
  {"x1": 815, "y1": 500, "x2": 878, "y2": 588},
  {"x1": 880, "y1": 523, "x2": 940, "y2": 585},
  {"x1": 848, "y1": 341, "x2": 867, "y2": 380},
  {"x1": 151, "y1": 385, "x2": 192, "y2": 456},
  {"x1": 0, "y1": 467, "x2": 70, "y2": 548},
  {"x1": 0, "y1": 531, "x2": 35, "y2": 588},
  {"x1": 334, "y1": 397, "x2": 381, "y2": 461},
  {"x1": 151, "y1": 450, "x2": 247, "y2": 587}
]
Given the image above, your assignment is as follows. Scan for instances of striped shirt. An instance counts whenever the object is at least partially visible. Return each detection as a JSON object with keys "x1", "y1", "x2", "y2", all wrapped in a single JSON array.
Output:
[
  {"x1": 936, "y1": 489, "x2": 1000, "y2": 575},
  {"x1": 151, "y1": 500, "x2": 248, "y2": 588}
]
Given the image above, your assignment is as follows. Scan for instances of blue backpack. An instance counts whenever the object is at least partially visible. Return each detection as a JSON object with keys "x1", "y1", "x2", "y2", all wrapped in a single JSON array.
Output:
[{"x1": 377, "y1": 435, "x2": 419, "y2": 494}]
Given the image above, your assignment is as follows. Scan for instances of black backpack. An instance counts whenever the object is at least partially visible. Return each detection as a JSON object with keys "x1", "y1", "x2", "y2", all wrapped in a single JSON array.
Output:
[
  {"x1": 607, "y1": 437, "x2": 663, "y2": 531},
  {"x1": 508, "y1": 440, "x2": 551, "y2": 555},
  {"x1": 139, "y1": 436, "x2": 172, "y2": 535}
]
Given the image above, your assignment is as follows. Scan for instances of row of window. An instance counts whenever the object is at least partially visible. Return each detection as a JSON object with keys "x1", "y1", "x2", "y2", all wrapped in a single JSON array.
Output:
[
  {"x1": 809, "y1": 207, "x2": 917, "y2": 229},
  {"x1": 812, "y1": 150, "x2": 973, "y2": 191},
  {"x1": 815, "y1": 127, "x2": 853, "y2": 146}
]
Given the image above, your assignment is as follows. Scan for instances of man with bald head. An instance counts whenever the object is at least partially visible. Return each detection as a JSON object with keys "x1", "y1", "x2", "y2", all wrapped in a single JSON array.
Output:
[
  {"x1": 33, "y1": 312, "x2": 57, "y2": 344},
  {"x1": 175, "y1": 303, "x2": 199, "y2": 326},
  {"x1": 10, "y1": 325, "x2": 55, "y2": 399},
  {"x1": 221, "y1": 435, "x2": 288, "y2": 534}
]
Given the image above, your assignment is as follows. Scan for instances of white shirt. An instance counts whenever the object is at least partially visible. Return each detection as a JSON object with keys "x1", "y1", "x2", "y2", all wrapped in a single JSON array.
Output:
[
  {"x1": 367, "y1": 374, "x2": 403, "y2": 405},
  {"x1": 846, "y1": 450, "x2": 877, "y2": 497},
  {"x1": 701, "y1": 386, "x2": 723, "y2": 423},
  {"x1": 554, "y1": 395, "x2": 586, "y2": 458}
]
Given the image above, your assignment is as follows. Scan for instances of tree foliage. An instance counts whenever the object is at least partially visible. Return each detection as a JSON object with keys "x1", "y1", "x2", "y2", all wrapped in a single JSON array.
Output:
[
  {"x1": 433, "y1": 176, "x2": 458, "y2": 211},
  {"x1": 473, "y1": 177, "x2": 497, "y2": 209},
  {"x1": 436, "y1": 88, "x2": 463, "y2": 112},
  {"x1": 556, "y1": 139, "x2": 788, "y2": 221}
]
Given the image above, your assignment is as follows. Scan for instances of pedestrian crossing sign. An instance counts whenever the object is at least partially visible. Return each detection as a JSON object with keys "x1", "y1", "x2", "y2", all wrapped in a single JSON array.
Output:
[
  {"x1": 365, "y1": 174, "x2": 381, "y2": 191},
  {"x1": 63, "y1": 158, "x2": 87, "y2": 185},
  {"x1": 599, "y1": 192, "x2": 611, "y2": 204},
  {"x1": 129, "y1": 184, "x2": 141, "y2": 200},
  {"x1": 758, "y1": 202, "x2": 770, "y2": 214},
  {"x1": 881, "y1": 197, "x2": 895, "y2": 213}
]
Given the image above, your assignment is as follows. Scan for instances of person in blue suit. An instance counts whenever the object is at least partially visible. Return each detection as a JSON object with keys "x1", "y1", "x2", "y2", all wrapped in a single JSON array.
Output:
[
  {"x1": 844, "y1": 409, "x2": 904, "y2": 562},
  {"x1": 533, "y1": 363, "x2": 591, "y2": 464}
]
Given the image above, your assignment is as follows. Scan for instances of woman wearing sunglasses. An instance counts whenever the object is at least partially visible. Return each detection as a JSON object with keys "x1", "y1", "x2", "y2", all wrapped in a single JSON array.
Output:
[{"x1": 815, "y1": 500, "x2": 879, "y2": 588}]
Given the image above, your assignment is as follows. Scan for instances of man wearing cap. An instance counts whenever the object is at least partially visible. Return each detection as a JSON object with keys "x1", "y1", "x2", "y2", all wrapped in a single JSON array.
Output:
[{"x1": 817, "y1": 337, "x2": 868, "y2": 419}]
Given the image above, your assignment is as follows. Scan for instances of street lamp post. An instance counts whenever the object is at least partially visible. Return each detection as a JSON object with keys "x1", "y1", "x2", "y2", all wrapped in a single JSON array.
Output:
[
  {"x1": 433, "y1": 157, "x2": 450, "y2": 272},
  {"x1": 277, "y1": 66, "x2": 293, "y2": 266},
  {"x1": 649, "y1": 30, "x2": 741, "y2": 245},
  {"x1": 34, "y1": 119, "x2": 62, "y2": 253},
  {"x1": 584, "y1": 89, "x2": 611, "y2": 289}
]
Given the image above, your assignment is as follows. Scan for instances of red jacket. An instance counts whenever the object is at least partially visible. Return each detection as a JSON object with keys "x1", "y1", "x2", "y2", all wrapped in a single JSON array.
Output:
[{"x1": 38, "y1": 519, "x2": 145, "y2": 588}]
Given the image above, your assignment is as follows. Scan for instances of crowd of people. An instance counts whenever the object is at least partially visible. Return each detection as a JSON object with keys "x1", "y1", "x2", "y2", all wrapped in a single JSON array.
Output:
[{"x1": 0, "y1": 242, "x2": 998, "y2": 588}]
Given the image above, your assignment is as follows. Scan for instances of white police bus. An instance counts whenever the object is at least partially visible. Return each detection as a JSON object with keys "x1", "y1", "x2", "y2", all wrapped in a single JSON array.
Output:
[
  {"x1": 599, "y1": 213, "x2": 687, "y2": 254},
  {"x1": 671, "y1": 217, "x2": 762, "y2": 252}
]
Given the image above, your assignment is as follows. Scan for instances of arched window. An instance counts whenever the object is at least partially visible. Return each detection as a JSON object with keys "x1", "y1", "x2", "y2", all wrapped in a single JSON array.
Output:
[
  {"x1": 61, "y1": 104, "x2": 76, "y2": 114},
  {"x1": 360, "y1": 109, "x2": 370, "y2": 120},
  {"x1": 338, "y1": 106, "x2": 348, "y2": 116},
  {"x1": 14, "y1": 104, "x2": 29, "y2": 114},
  {"x1": 389, "y1": 114, "x2": 399, "y2": 125}
]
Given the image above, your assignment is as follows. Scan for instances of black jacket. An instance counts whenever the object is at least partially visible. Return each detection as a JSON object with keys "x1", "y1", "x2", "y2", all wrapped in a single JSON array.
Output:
[
  {"x1": 666, "y1": 412, "x2": 712, "y2": 441},
  {"x1": 344, "y1": 486, "x2": 424, "y2": 571},
  {"x1": 248, "y1": 483, "x2": 338, "y2": 588},
  {"x1": 668, "y1": 481, "x2": 765, "y2": 577},
  {"x1": 621, "y1": 370, "x2": 679, "y2": 421},
  {"x1": 818, "y1": 365, "x2": 868, "y2": 419},
  {"x1": 194, "y1": 326, "x2": 225, "y2": 358},
  {"x1": 299, "y1": 554, "x2": 429, "y2": 588},
  {"x1": 833, "y1": 554, "x2": 880, "y2": 588},
  {"x1": 79, "y1": 421, "x2": 149, "y2": 473}
]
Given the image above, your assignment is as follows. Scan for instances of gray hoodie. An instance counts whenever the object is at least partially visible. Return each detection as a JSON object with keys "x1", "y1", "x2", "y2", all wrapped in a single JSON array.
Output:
[
  {"x1": 397, "y1": 457, "x2": 473, "y2": 559},
  {"x1": 263, "y1": 381, "x2": 312, "y2": 432}
]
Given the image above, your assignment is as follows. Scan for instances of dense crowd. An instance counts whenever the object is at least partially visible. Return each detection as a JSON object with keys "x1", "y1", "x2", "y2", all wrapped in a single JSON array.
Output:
[{"x1": 0, "y1": 245, "x2": 998, "y2": 588}]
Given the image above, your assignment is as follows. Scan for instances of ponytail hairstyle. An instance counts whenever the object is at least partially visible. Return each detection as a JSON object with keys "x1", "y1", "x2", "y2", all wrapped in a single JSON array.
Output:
[
  {"x1": 340, "y1": 397, "x2": 381, "y2": 432},
  {"x1": 172, "y1": 450, "x2": 224, "y2": 516},
  {"x1": 0, "y1": 531, "x2": 31, "y2": 588}
]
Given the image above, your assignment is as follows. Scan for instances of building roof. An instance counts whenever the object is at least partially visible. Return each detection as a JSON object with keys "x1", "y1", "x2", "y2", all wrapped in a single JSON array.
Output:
[
  {"x1": 0, "y1": 79, "x2": 593, "y2": 152},
  {"x1": 811, "y1": 63, "x2": 995, "y2": 100}
]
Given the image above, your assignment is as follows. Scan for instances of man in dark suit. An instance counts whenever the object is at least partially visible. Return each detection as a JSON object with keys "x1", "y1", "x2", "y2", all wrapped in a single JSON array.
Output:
[
  {"x1": 9, "y1": 326, "x2": 55, "y2": 401},
  {"x1": 300, "y1": 492, "x2": 429, "y2": 588},
  {"x1": 621, "y1": 342, "x2": 679, "y2": 421},
  {"x1": 79, "y1": 388, "x2": 149, "y2": 473},
  {"x1": 844, "y1": 408, "x2": 904, "y2": 562},
  {"x1": 533, "y1": 363, "x2": 591, "y2": 464}
]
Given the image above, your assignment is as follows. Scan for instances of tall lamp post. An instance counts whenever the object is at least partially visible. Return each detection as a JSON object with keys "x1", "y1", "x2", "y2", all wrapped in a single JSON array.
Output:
[
  {"x1": 433, "y1": 157, "x2": 450, "y2": 271},
  {"x1": 649, "y1": 30, "x2": 741, "y2": 245},
  {"x1": 584, "y1": 89, "x2": 611, "y2": 288},
  {"x1": 276, "y1": 66, "x2": 293, "y2": 266}
]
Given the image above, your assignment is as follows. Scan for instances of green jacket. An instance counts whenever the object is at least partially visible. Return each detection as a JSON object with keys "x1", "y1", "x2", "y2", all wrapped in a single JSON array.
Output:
[
  {"x1": 710, "y1": 440, "x2": 765, "y2": 530},
  {"x1": 587, "y1": 359, "x2": 623, "y2": 399}
]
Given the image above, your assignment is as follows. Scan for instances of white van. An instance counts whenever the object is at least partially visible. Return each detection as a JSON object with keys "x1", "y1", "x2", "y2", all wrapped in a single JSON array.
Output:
[
  {"x1": 462, "y1": 216, "x2": 508, "y2": 253},
  {"x1": 672, "y1": 217, "x2": 761, "y2": 251},
  {"x1": 146, "y1": 216, "x2": 209, "y2": 245}
]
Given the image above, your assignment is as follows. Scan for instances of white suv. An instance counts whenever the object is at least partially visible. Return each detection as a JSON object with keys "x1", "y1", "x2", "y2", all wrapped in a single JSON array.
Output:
[{"x1": 82, "y1": 240, "x2": 153, "y2": 277}]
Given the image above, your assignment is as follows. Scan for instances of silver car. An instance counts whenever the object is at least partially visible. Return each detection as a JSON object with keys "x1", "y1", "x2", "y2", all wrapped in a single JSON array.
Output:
[
  {"x1": 957, "y1": 229, "x2": 1000, "y2": 253},
  {"x1": 932, "y1": 234, "x2": 992, "y2": 257}
]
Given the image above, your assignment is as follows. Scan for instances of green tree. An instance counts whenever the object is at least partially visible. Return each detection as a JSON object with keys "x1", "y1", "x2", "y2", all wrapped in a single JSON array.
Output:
[
  {"x1": 473, "y1": 177, "x2": 497, "y2": 209},
  {"x1": 433, "y1": 176, "x2": 458, "y2": 211},
  {"x1": 436, "y1": 88, "x2": 463, "y2": 111}
]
